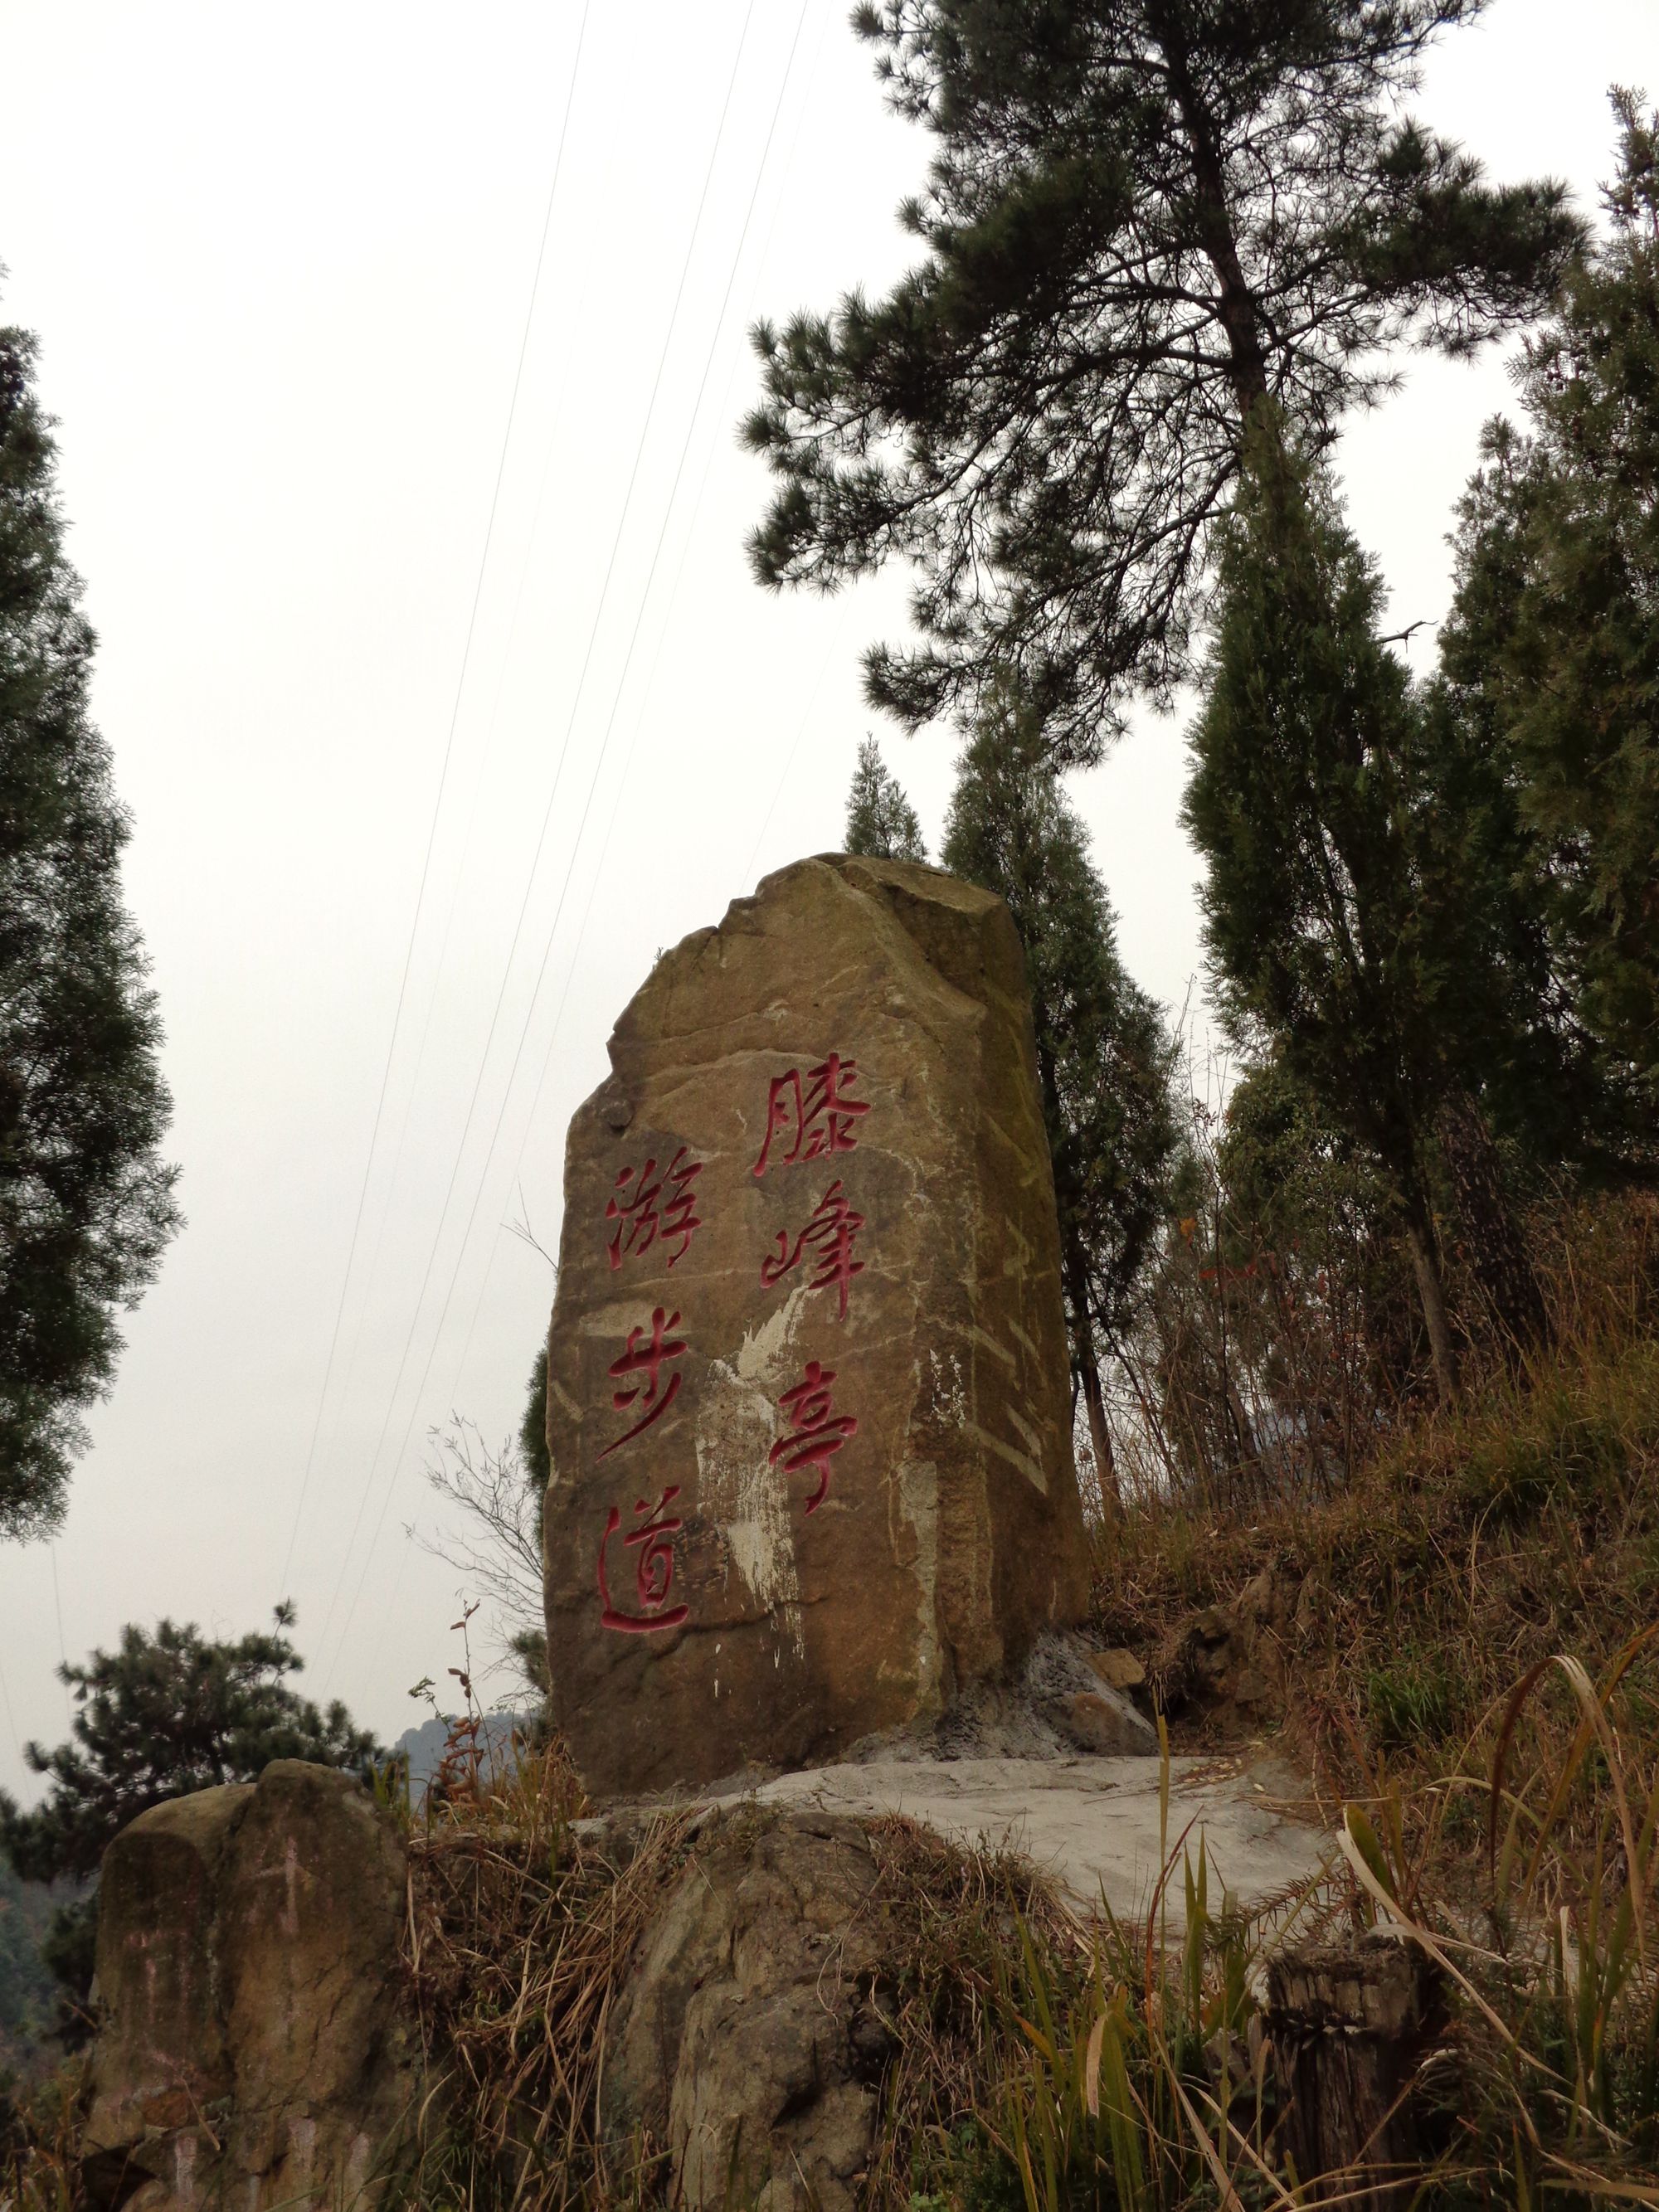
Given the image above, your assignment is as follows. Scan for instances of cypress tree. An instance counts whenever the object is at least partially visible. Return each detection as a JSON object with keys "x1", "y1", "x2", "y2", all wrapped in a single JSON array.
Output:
[
  {"x1": 0, "y1": 323, "x2": 180, "y2": 1534},
  {"x1": 1185, "y1": 435, "x2": 1469, "y2": 1396},
  {"x1": 747, "y1": 0, "x2": 1580, "y2": 761},
  {"x1": 1441, "y1": 94, "x2": 1659, "y2": 1101},
  {"x1": 844, "y1": 734, "x2": 927, "y2": 860},
  {"x1": 941, "y1": 693, "x2": 1175, "y2": 1503}
]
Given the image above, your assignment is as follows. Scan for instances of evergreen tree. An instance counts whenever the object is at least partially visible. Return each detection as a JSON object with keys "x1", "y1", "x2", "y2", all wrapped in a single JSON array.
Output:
[
  {"x1": 1441, "y1": 95, "x2": 1659, "y2": 1099},
  {"x1": 520, "y1": 1342, "x2": 550, "y2": 1490},
  {"x1": 0, "y1": 1607, "x2": 382, "y2": 2012},
  {"x1": 0, "y1": 324, "x2": 180, "y2": 1535},
  {"x1": 515, "y1": 1344, "x2": 551, "y2": 1707},
  {"x1": 942, "y1": 693, "x2": 1175, "y2": 1500},
  {"x1": 746, "y1": 0, "x2": 1579, "y2": 761},
  {"x1": 0, "y1": 1858, "x2": 54, "y2": 2070},
  {"x1": 1183, "y1": 432, "x2": 1550, "y2": 1398},
  {"x1": 844, "y1": 735, "x2": 927, "y2": 860}
]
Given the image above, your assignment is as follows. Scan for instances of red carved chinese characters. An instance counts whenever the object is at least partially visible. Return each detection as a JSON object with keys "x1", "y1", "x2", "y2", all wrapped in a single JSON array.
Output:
[
  {"x1": 599, "y1": 1307, "x2": 686, "y2": 1459},
  {"x1": 597, "y1": 1487, "x2": 689, "y2": 1633},
  {"x1": 760, "y1": 1179, "x2": 866, "y2": 1319},
  {"x1": 606, "y1": 1147, "x2": 702, "y2": 1271},
  {"x1": 752, "y1": 1054, "x2": 869, "y2": 1178},
  {"x1": 768, "y1": 1360, "x2": 858, "y2": 1514}
]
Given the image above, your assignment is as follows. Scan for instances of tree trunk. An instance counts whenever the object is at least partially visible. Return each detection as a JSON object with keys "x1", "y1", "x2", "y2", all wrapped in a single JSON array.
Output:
[
  {"x1": 1078, "y1": 1344, "x2": 1124, "y2": 1520},
  {"x1": 1402, "y1": 1202, "x2": 1458, "y2": 1406},
  {"x1": 1267, "y1": 1937, "x2": 1445, "y2": 2205},
  {"x1": 1062, "y1": 1232, "x2": 1124, "y2": 1519},
  {"x1": 1433, "y1": 1088, "x2": 1551, "y2": 1369},
  {"x1": 1146, "y1": 0, "x2": 1271, "y2": 417}
]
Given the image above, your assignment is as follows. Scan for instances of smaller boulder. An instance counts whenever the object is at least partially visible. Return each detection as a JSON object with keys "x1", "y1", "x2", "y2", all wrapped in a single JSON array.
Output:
[
  {"x1": 1023, "y1": 1631, "x2": 1157, "y2": 1757},
  {"x1": 1087, "y1": 1647, "x2": 1146, "y2": 1694},
  {"x1": 82, "y1": 1761, "x2": 416, "y2": 2211},
  {"x1": 1052, "y1": 1691, "x2": 1152, "y2": 1757}
]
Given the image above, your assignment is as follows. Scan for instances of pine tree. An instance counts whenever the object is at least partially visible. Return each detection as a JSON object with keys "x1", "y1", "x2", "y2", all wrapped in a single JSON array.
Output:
[
  {"x1": 1441, "y1": 95, "x2": 1659, "y2": 1101},
  {"x1": 0, "y1": 324, "x2": 180, "y2": 1535},
  {"x1": 0, "y1": 1607, "x2": 382, "y2": 2012},
  {"x1": 746, "y1": 0, "x2": 1580, "y2": 761},
  {"x1": 844, "y1": 735, "x2": 927, "y2": 860},
  {"x1": 942, "y1": 693, "x2": 1175, "y2": 1502}
]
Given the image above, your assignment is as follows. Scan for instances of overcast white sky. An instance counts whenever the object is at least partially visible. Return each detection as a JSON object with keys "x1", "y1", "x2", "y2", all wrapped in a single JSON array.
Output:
[{"x1": 0, "y1": 0, "x2": 1650, "y2": 1793}]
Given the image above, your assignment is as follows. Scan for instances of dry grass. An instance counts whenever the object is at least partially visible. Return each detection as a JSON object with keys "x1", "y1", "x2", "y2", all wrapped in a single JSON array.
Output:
[
  {"x1": 857, "y1": 1818, "x2": 1084, "y2": 2210},
  {"x1": 400, "y1": 1735, "x2": 696, "y2": 2208},
  {"x1": 1093, "y1": 1197, "x2": 1659, "y2": 1811},
  {"x1": 401, "y1": 1755, "x2": 1085, "y2": 2212}
]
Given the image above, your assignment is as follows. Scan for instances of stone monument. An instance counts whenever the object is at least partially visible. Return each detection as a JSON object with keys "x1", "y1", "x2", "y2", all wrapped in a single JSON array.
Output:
[{"x1": 541, "y1": 854, "x2": 1089, "y2": 1797}]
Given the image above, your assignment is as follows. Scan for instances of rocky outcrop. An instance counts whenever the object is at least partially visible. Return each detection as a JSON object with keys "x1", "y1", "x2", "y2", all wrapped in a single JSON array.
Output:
[
  {"x1": 602, "y1": 1812, "x2": 893, "y2": 2212},
  {"x1": 75, "y1": 1753, "x2": 1330, "y2": 2212},
  {"x1": 1160, "y1": 1564, "x2": 1303, "y2": 1733},
  {"x1": 81, "y1": 1761, "x2": 414, "y2": 2210},
  {"x1": 542, "y1": 854, "x2": 1091, "y2": 1798}
]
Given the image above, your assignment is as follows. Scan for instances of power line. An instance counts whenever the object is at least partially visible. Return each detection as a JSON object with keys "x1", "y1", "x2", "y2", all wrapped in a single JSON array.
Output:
[
  {"x1": 332, "y1": 0, "x2": 818, "y2": 1684},
  {"x1": 429, "y1": 0, "x2": 837, "y2": 1433},
  {"x1": 315, "y1": 0, "x2": 779, "y2": 1683},
  {"x1": 397, "y1": 318, "x2": 748, "y2": 1490},
  {"x1": 376, "y1": 0, "x2": 815, "y2": 1488},
  {"x1": 277, "y1": 0, "x2": 595, "y2": 1603},
  {"x1": 295, "y1": 263, "x2": 601, "y2": 1555}
]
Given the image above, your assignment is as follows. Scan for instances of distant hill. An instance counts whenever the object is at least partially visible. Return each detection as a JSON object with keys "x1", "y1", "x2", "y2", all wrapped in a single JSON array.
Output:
[{"x1": 394, "y1": 1713, "x2": 533, "y2": 1802}]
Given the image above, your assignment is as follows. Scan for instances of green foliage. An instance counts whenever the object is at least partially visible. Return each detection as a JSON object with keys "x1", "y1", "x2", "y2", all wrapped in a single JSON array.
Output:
[
  {"x1": 0, "y1": 1606, "x2": 380, "y2": 1888},
  {"x1": 941, "y1": 692, "x2": 1176, "y2": 1395},
  {"x1": 1460, "y1": 1371, "x2": 1651, "y2": 1524},
  {"x1": 844, "y1": 734, "x2": 927, "y2": 861},
  {"x1": 1441, "y1": 94, "x2": 1659, "y2": 1101},
  {"x1": 1189, "y1": 433, "x2": 1506, "y2": 1180},
  {"x1": 0, "y1": 1607, "x2": 382, "y2": 2008},
  {"x1": 517, "y1": 1347, "x2": 551, "y2": 1715},
  {"x1": 1365, "y1": 1655, "x2": 1462, "y2": 1752},
  {"x1": 1182, "y1": 427, "x2": 1589, "y2": 1388},
  {"x1": 945, "y1": 1843, "x2": 1277, "y2": 2212},
  {"x1": 519, "y1": 1344, "x2": 550, "y2": 1493},
  {"x1": 0, "y1": 1860, "x2": 55, "y2": 2069},
  {"x1": 746, "y1": 0, "x2": 1579, "y2": 759},
  {"x1": 0, "y1": 324, "x2": 181, "y2": 1537}
]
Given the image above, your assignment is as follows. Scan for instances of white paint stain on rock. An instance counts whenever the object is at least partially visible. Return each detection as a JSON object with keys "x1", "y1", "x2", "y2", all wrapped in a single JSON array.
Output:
[
  {"x1": 696, "y1": 1286, "x2": 810, "y2": 1661},
  {"x1": 896, "y1": 1456, "x2": 941, "y2": 1711}
]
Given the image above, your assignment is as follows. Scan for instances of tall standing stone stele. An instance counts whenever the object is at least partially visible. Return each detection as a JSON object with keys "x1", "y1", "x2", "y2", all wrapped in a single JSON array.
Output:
[{"x1": 542, "y1": 855, "x2": 1088, "y2": 1796}]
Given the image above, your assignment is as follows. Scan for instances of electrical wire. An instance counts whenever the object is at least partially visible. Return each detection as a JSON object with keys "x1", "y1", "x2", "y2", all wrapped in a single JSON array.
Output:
[
  {"x1": 330, "y1": 0, "x2": 817, "y2": 1684},
  {"x1": 430, "y1": 0, "x2": 836, "y2": 1428},
  {"x1": 294, "y1": 255, "x2": 599, "y2": 1553},
  {"x1": 364, "y1": 0, "x2": 829, "y2": 1671},
  {"x1": 277, "y1": 0, "x2": 595, "y2": 1602},
  {"x1": 314, "y1": 0, "x2": 774, "y2": 1682}
]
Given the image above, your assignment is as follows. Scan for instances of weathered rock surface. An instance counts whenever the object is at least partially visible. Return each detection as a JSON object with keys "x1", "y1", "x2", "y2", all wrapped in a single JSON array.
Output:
[
  {"x1": 603, "y1": 1814, "x2": 891, "y2": 2212},
  {"x1": 1160, "y1": 1563, "x2": 1302, "y2": 1733},
  {"x1": 543, "y1": 854, "x2": 1089, "y2": 1798},
  {"x1": 598, "y1": 1766, "x2": 1331, "y2": 2210},
  {"x1": 739, "y1": 1752, "x2": 1329, "y2": 1922},
  {"x1": 82, "y1": 1761, "x2": 414, "y2": 2210}
]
